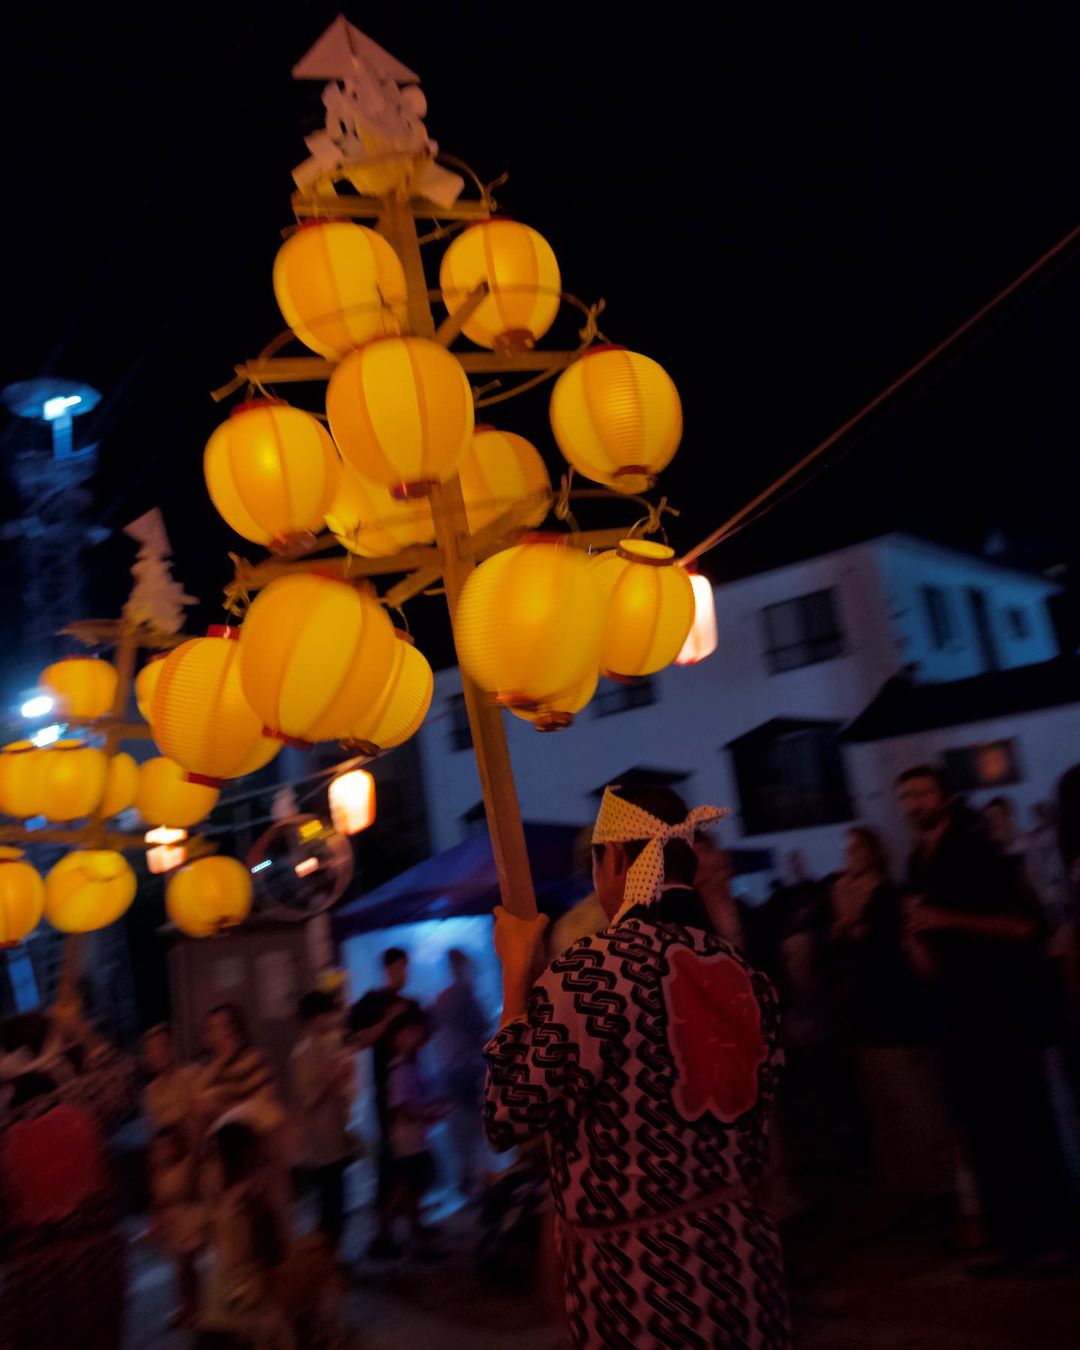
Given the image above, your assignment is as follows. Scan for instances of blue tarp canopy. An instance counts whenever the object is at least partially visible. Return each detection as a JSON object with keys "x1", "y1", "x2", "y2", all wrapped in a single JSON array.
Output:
[{"x1": 333, "y1": 821, "x2": 586, "y2": 939}]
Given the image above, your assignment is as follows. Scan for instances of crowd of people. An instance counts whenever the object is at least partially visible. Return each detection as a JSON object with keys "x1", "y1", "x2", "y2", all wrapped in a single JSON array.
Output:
[{"x1": 2, "y1": 764, "x2": 1079, "y2": 1349}]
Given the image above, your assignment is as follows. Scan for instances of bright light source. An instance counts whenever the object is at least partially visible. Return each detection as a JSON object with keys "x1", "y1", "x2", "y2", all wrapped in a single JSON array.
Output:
[
  {"x1": 295, "y1": 856, "x2": 320, "y2": 877},
  {"x1": 31, "y1": 724, "x2": 62, "y2": 747},
  {"x1": 329, "y1": 767, "x2": 376, "y2": 836},
  {"x1": 251, "y1": 859, "x2": 272, "y2": 874},
  {"x1": 298, "y1": 818, "x2": 325, "y2": 842},
  {"x1": 675, "y1": 573, "x2": 718, "y2": 666},
  {"x1": 20, "y1": 695, "x2": 54, "y2": 719},
  {"x1": 145, "y1": 826, "x2": 187, "y2": 846},
  {"x1": 147, "y1": 844, "x2": 186, "y2": 874},
  {"x1": 42, "y1": 394, "x2": 82, "y2": 421}
]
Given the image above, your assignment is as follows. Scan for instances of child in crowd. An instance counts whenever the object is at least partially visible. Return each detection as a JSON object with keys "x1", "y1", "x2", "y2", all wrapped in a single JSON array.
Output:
[
  {"x1": 148, "y1": 1125, "x2": 204, "y2": 1328},
  {"x1": 385, "y1": 1008, "x2": 446, "y2": 1256}
]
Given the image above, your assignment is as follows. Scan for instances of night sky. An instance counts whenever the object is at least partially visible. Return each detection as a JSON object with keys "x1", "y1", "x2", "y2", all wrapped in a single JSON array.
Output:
[{"x1": 3, "y1": 2, "x2": 1080, "y2": 689}]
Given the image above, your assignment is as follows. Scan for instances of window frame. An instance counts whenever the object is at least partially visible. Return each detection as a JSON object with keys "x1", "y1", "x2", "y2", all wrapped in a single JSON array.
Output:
[{"x1": 761, "y1": 589, "x2": 845, "y2": 674}]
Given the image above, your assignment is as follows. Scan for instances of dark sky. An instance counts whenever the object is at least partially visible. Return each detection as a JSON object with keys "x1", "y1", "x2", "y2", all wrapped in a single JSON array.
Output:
[{"x1": 2, "y1": 2, "x2": 1080, "y2": 684}]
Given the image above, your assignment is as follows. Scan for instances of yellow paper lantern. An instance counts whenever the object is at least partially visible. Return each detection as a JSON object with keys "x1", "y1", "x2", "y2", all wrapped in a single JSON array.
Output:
[
  {"x1": 458, "y1": 428, "x2": 551, "y2": 535},
  {"x1": 39, "y1": 741, "x2": 108, "y2": 823},
  {"x1": 166, "y1": 855, "x2": 252, "y2": 938},
  {"x1": 455, "y1": 537, "x2": 603, "y2": 708},
  {"x1": 342, "y1": 632, "x2": 433, "y2": 754},
  {"x1": 0, "y1": 742, "x2": 48, "y2": 818},
  {"x1": 325, "y1": 462, "x2": 435, "y2": 558},
  {"x1": 439, "y1": 219, "x2": 561, "y2": 351},
  {"x1": 101, "y1": 752, "x2": 138, "y2": 817},
  {"x1": 40, "y1": 657, "x2": 118, "y2": 720},
  {"x1": 45, "y1": 850, "x2": 137, "y2": 934},
  {"x1": 239, "y1": 574, "x2": 397, "y2": 744},
  {"x1": 135, "y1": 655, "x2": 167, "y2": 722},
  {"x1": 328, "y1": 768, "x2": 376, "y2": 836},
  {"x1": 273, "y1": 220, "x2": 407, "y2": 359},
  {"x1": 676, "y1": 572, "x2": 719, "y2": 666},
  {"x1": 509, "y1": 666, "x2": 599, "y2": 732},
  {"x1": 549, "y1": 345, "x2": 682, "y2": 494},
  {"x1": 204, "y1": 400, "x2": 341, "y2": 548},
  {"x1": 326, "y1": 336, "x2": 474, "y2": 497},
  {"x1": 151, "y1": 628, "x2": 280, "y2": 786},
  {"x1": 591, "y1": 540, "x2": 695, "y2": 679},
  {"x1": 136, "y1": 756, "x2": 220, "y2": 828},
  {"x1": 0, "y1": 848, "x2": 45, "y2": 947}
]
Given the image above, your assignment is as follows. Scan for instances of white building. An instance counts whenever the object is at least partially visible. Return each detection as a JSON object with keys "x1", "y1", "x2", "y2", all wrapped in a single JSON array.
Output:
[{"x1": 415, "y1": 533, "x2": 1066, "y2": 888}]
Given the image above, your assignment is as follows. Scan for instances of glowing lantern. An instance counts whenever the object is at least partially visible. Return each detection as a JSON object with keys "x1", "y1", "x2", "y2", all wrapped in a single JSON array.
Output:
[
  {"x1": 39, "y1": 741, "x2": 108, "y2": 823},
  {"x1": 165, "y1": 855, "x2": 252, "y2": 938},
  {"x1": 0, "y1": 742, "x2": 48, "y2": 819},
  {"x1": 101, "y1": 752, "x2": 138, "y2": 817},
  {"x1": 342, "y1": 632, "x2": 433, "y2": 754},
  {"x1": 135, "y1": 655, "x2": 166, "y2": 722},
  {"x1": 145, "y1": 827, "x2": 187, "y2": 875},
  {"x1": 151, "y1": 628, "x2": 280, "y2": 786},
  {"x1": 0, "y1": 848, "x2": 45, "y2": 947},
  {"x1": 204, "y1": 401, "x2": 341, "y2": 548},
  {"x1": 509, "y1": 666, "x2": 599, "y2": 732},
  {"x1": 458, "y1": 428, "x2": 551, "y2": 534},
  {"x1": 676, "y1": 572, "x2": 718, "y2": 666},
  {"x1": 326, "y1": 336, "x2": 474, "y2": 498},
  {"x1": 44, "y1": 850, "x2": 136, "y2": 934},
  {"x1": 549, "y1": 345, "x2": 682, "y2": 494},
  {"x1": 273, "y1": 221, "x2": 407, "y2": 359},
  {"x1": 455, "y1": 537, "x2": 603, "y2": 708},
  {"x1": 439, "y1": 219, "x2": 561, "y2": 351},
  {"x1": 137, "y1": 756, "x2": 220, "y2": 829},
  {"x1": 591, "y1": 540, "x2": 695, "y2": 680},
  {"x1": 40, "y1": 658, "x2": 117, "y2": 720},
  {"x1": 328, "y1": 768, "x2": 376, "y2": 836},
  {"x1": 325, "y1": 462, "x2": 435, "y2": 558},
  {"x1": 240, "y1": 574, "x2": 397, "y2": 745}
]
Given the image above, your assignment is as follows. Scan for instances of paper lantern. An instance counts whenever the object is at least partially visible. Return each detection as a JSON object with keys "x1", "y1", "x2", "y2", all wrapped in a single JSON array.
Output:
[
  {"x1": 458, "y1": 428, "x2": 551, "y2": 535},
  {"x1": 0, "y1": 742, "x2": 48, "y2": 819},
  {"x1": 151, "y1": 628, "x2": 280, "y2": 787},
  {"x1": 549, "y1": 345, "x2": 682, "y2": 494},
  {"x1": 455, "y1": 537, "x2": 603, "y2": 708},
  {"x1": 273, "y1": 221, "x2": 407, "y2": 359},
  {"x1": 676, "y1": 572, "x2": 718, "y2": 666},
  {"x1": 137, "y1": 756, "x2": 220, "y2": 828},
  {"x1": 166, "y1": 855, "x2": 252, "y2": 938},
  {"x1": 325, "y1": 462, "x2": 435, "y2": 558},
  {"x1": 135, "y1": 655, "x2": 166, "y2": 722},
  {"x1": 101, "y1": 752, "x2": 138, "y2": 817},
  {"x1": 342, "y1": 632, "x2": 433, "y2": 754},
  {"x1": 0, "y1": 848, "x2": 45, "y2": 947},
  {"x1": 328, "y1": 768, "x2": 376, "y2": 835},
  {"x1": 40, "y1": 658, "x2": 117, "y2": 720},
  {"x1": 39, "y1": 741, "x2": 108, "y2": 823},
  {"x1": 204, "y1": 400, "x2": 340, "y2": 547},
  {"x1": 326, "y1": 336, "x2": 474, "y2": 497},
  {"x1": 509, "y1": 666, "x2": 599, "y2": 732},
  {"x1": 145, "y1": 828, "x2": 188, "y2": 875},
  {"x1": 240, "y1": 574, "x2": 397, "y2": 744},
  {"x1": 439, "y1": 219, "x2": 561, "y2": 351},
  {"x1": 44, "y1": 850, "x2": 136, "y2": 934},
  {"x1": 591, "y1": 540, "x2": 695, "y2": 679}
]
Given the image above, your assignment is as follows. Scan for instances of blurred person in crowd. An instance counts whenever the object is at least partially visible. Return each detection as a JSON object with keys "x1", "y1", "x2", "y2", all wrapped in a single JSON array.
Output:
[
  {"x1": 348, "y1": 947, "x2": 420, "y2": 1259},
  {"x1": 385, "y1": 1007, "x2": 446, "y2": 1258},
  {"x1": 433, "y1": 949, "x2": 490, "y2": 1199},
  {"x1": 694, "y1": 828, "x2": 747, "y2": 951},
  {"x1": 485, "y1": 784, "x2": 789, "y2": 1349},
  {"x1": 290, "y1": 990, "x2": 357, "y2": 1255},
  {"x1": 899, "y1": 764, "x2": 1071, "y2": 1273},
  {"x1": 831, "y1": 826, "x2": 951, "y2": 1223},
  {"x1": 147, "y1": 1124, "x2": 204, "y2": 1329},
  {"x1": 143, "y1": 1022, "x2": 198, "y2": 1143}
]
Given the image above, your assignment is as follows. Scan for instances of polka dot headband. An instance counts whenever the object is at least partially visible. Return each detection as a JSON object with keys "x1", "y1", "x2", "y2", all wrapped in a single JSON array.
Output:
[{"x1": 592, "y1": 786, "x2": 728, "y2": 923}]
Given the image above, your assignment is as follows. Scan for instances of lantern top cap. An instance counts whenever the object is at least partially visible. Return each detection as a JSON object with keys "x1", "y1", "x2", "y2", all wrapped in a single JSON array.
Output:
[
  {"x1": 2, "y1": 740, "x2": 36, "y2": 755},
  {"x1": 581, "y1": 343, "x2": 628, "y2": 358},
  {"x1": 0, "y1": 846, "x2": 26, "y2": 863},
  {"x1": 392, "y1": 629, "x2": 416, "y2": 647},
  {"x1": 614, "y1": 539, "x2": 677, "y2": 566},
  {"x1": 230, "y1": 398, "x2": 288, "y2": 418},
  {"x1": 518, "y1": 531, "x2": 572, "y2": 548},
  {"x1": 207, "y1": 625, "x2": 240, "y2": 641}
]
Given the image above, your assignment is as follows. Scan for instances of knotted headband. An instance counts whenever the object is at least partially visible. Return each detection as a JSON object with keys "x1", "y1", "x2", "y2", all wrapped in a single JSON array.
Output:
[{"x1": 592, "y1": 786, "x2": 729, "y2": 923}]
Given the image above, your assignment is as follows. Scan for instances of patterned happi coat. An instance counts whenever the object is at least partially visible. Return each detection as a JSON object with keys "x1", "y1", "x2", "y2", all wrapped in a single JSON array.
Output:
[{"x1": 484, "y1": 899, "x2": 789, "y2": 1349}]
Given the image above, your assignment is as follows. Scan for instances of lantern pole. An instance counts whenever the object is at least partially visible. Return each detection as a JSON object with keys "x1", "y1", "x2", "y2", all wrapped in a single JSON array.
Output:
[{"x1": 377, "y1": 191, "x2": 539, "y2": 921}]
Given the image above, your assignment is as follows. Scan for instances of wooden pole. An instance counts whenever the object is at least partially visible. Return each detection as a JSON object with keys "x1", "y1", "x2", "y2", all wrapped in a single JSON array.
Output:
[{"x1": 377, "y1": 191, "x2": 539, "y2": 919}]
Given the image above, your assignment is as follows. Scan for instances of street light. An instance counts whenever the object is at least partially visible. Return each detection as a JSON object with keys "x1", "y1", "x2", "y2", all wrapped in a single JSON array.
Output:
[{"x1": 20, "y1": 695, "x2": 54, "y2": 719}]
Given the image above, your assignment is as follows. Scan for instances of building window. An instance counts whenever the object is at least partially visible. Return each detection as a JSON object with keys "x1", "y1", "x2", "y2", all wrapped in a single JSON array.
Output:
[
  {"x1": 591, "y1": 677, "x2": 658, "y2": 718},
  {"x1": 448, "y1": 693, "x2": 472, "y2": 752},
  {"x1": 761, "y1": 590, "x2": 844, "y2": 673},
  {"x1": 943, "y1": 740, "x2": 1022, "y2": 791},
  {"x1": 728, "y1": 719, "x2": 853, "y2": 834},
  {"x1": 1006, "y1": 607, "x2": 1030, "y2": 641},
  {"x1": 921, "y1": 585, "x2": 954, "y2": 650}
]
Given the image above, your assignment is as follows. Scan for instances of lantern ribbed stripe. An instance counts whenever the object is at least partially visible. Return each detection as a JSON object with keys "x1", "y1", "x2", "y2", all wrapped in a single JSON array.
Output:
[
  {"x1": 440, "y1": 221, "x2": 560, "y2": 350},
  {"x1": 458, "y1": 430, "x2": 550, "y2": 534}
]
